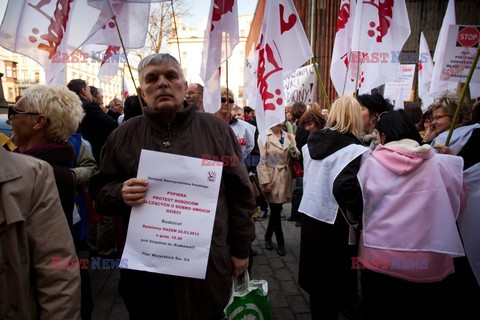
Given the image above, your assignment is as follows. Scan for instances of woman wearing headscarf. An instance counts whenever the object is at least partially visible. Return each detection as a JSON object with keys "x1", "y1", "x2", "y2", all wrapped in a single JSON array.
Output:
[
  {"x1": 298, "y1": 96, "x2": 369, "y2": 319},
  {"x1": 357, "y1": 110, "x2": 466, "y2": 319}
]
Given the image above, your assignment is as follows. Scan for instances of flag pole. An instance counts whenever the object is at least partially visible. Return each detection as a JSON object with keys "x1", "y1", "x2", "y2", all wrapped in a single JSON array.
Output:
[
  {"x1": 225, "y1": 32, "x2": 231, "y2": 121},
  {"x1": 311, "y1": 57, "x2": 331, "y2": 110},
  {"x1": 170, "y1": 0, "x2": 182, "y2": 66},
  {"x1": 445, "y1": 45, "x2": 480, "y2": 147},
  {"x1": 354, "y1": 52, "x2": 361, "y2": 97},
  {"x1": 341, "y1": 52, "x2": 353, "y2": 96},
  {"x1": 113, "y1": 16, "x2": 144, "y2": 112}
]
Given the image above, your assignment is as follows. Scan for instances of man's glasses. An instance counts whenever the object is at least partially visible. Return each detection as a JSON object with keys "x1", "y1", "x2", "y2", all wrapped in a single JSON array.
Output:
[
  {"x1": 8, "y1": 107, "x2": 40, "y2": 120},
  {"x1": 186, "y1": 91, "x2": 200, "y2": 96},
  {"x1": 221, "y1": 98, "x2": 235, "y2": 104}
]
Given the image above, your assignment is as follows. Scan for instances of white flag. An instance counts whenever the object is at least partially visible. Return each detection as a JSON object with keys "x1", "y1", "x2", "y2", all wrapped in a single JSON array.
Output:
[
  {"x1": 330, "y1": 0, "x2": 357, "y2": 96},
  {"x1": 122, "y1": 74, "x2": 129, "y2": 101},
  {"x1": 0, "y1": 0, "x2": 114, "y2": 84},
  {"x1": 85, "y1": 1, "x2": 153, "y2": 83},
  {"x1": 429, "y1": 0, "x2": 457, "y2": 98},
  {"x1": 418, "y1": 32, "x2": 434, "y2": 112},
  {"x1": 350, "y1": 0, "x2": 411, "y2": 94},
  {"x1": 250, "y1": 0, "x2": 313, "y2": 143},
  {"x1": 200, "y1": 0, "x2": 239, "y2": 114},
  {"x1": 394, "y1": 85, "x2": 404, "y2": 110}
]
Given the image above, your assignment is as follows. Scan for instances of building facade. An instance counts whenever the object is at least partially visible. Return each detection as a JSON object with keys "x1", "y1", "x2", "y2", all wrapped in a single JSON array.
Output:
[
  {"x1": 166, "y1": 15, "x2": 253, "y2": 107},
  {"x1": 0, "y1": 47, "x2": 139, "y2": 106}
]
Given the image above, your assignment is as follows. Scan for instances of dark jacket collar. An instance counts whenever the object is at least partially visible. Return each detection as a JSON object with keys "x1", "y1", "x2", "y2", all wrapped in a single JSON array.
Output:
[
  {"x1": 22, "y1": 142, "x2": 74, "y2": 167},
  {"x1": 143, "y1": 101, "x2": 196, "y2": 134},
  {"x1": 307, "y1": 128, "x2": 362, "y2": 160}
]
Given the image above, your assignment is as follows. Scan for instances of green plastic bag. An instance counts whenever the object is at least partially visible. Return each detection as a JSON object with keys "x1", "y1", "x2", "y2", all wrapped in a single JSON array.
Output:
[{"x1": 224, "y1": 272, "x2": 271, "y2": 320}]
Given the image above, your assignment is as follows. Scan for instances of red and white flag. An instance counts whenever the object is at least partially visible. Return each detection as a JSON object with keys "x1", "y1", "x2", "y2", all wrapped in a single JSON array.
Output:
[
  {"x1": 350, "y1": 0, "x2": 411, "y2": 94},
  {"x1": 121, "y1": 74, "x2": 129, "y2": 101},
  {"x1": 429, "y1": 0, "x2": 457, "y2": 98},
  {"x1": 330, "y1": 0, "x2": 357, "y2": 97},
  {"x1": 250, "y1": 0, "x2": 313, "y2": 143},
  {"x1": 0, "y1": 0, "x2": 114, "y2": 84},
  {"x1": 86, "y1": 0, "x2": 155, "y2": 83},
  {"x1": 200, "y1": 0, "x2": 239, "y2": 114},
  {"x1": 418, "y1": 32, "x2": 434, "y2": 112}
]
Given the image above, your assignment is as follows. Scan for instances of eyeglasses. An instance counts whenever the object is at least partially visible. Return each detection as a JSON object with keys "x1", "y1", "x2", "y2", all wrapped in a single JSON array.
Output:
[
  {"x1": 186, "y1": 91, "x2": 200, "y2": 96},
  {"x1": 221, "y1": 98, "x2": 235, "y2": 104},
  {"x1": 8, "y1": 107, "x2": 40, "y2": 120},
  {"x1": 432, "y1": 114, "x2": 451, "y2": 121}
]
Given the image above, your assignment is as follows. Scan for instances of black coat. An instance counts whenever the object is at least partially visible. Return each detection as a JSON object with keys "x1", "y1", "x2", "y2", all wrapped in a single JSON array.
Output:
[
  {"x1": 298, "y1": 129, "x2": 363, "y2": 311},
  {"x1": 78, "y1": 98, "x2": 118, "y2": 162},
  {"x1": 23, "y1": 143, "x2": 75, "y2": 230}
]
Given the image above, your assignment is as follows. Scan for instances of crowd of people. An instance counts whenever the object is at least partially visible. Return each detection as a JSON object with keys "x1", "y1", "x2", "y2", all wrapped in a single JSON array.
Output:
[{"x1": 1, "y1": 52, "x2": 479, "y2": 319}]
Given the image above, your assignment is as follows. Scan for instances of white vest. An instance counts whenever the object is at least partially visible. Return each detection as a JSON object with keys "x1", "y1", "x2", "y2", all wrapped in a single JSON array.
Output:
[
  {"x1": 458, "y1": 162, "x2": 480, "y2": 285},
  {"x1": 431, "y1": 123, "x2": 480, "y2": 154},
  {"x1": 299, "y1": 143, "x2": 369, "y2": 224}
]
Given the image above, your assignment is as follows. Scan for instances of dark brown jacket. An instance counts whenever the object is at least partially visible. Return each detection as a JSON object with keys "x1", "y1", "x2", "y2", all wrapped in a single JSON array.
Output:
[{"x1": 90, "y1": 103, "x2": 255, "y2": 319}]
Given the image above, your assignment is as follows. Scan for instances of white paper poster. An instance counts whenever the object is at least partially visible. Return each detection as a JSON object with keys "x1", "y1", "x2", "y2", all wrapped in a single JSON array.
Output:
[
  {"x1": 383, "y1": 64, "x2": 415, "y2": 102},
  {"x1": 121, "y1": 150, "x2": 223, "y2": 279},
  {"x1": 283, "y1": 64, "x2": 317, "y2": 105},
  {"x1": 441, "y1": 25, "x2": 480, "y2": 98}
]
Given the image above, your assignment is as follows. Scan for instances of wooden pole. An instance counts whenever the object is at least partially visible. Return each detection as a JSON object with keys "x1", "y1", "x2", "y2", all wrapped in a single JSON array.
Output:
[{"x1": 170, "y1": 0, "x2": 182, "y2": 66}]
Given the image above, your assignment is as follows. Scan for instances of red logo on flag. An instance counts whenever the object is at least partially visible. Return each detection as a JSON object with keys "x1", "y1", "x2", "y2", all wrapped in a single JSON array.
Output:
[
  {"x1": 28, "y1": 0, "x2": 74, "y2": 60},
  {"x1": 364, "y1": 0, "x2": 394, "y2": 43},
  {"x1": 211, "y1": 0, "x2": 235, "y2": 32},
  {"x1": 336, "y1": 1, "x2": 351, "y2": 32}
]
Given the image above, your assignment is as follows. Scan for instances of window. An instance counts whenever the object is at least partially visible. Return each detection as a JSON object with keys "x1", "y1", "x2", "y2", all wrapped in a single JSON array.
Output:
[
  {"x1": 8, "y1": 87, "x2": 13, "y2": 100},
  {"x1": 6, "y1": 66, "x2": 12, "y2": 78},
  {"x1": 34, "y1": 72, "x2": 40, "y2": 83}
]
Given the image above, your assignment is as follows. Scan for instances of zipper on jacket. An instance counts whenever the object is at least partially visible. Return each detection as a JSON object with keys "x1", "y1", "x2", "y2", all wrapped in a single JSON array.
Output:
[{"x1": 163, "y1": 123, "x2": 172, "y2": 148}]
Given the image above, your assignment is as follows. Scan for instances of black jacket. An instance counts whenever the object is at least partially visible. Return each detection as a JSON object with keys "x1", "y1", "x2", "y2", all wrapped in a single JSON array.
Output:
[
  {"x1": 23, "y1": 143, "x2": 75, "y2": 230},
  {"x1": 78, "y1": 98, "x2": 118, "y2": 162},
  {"x1": 298, "y1": 129, "x2": 364, "y2": 300}
]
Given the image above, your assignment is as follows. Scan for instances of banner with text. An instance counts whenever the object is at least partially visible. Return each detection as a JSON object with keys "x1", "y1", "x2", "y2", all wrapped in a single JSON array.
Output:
[
  {"x1": 121, "y1": 150, "x2": 222, "y2": 279},
  {"x1": 441, "y1": 25, "x2": 480, "y2": 98},
  {"x1": 384, "y1": 64, "x2": 415, "y2": 102},
  {"x1": 283, "y1": 64, "x2": 317, "y2": 105}
]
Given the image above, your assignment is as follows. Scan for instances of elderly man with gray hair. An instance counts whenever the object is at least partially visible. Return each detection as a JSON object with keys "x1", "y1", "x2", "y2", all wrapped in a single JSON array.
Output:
[{"x1": 90, "y1": 53, "x2": 255, "y2": 319}]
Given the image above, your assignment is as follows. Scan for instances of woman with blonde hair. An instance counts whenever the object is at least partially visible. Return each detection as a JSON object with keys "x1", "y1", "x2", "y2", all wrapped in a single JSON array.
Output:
[
  {"x1": 298, "y1": 96, "x2": 368, "y2": 319},
  {"x1": 7, "y1": 84, "x2": 84, "y2": 228}
]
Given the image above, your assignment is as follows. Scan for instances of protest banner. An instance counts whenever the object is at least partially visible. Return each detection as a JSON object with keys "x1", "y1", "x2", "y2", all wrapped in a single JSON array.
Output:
[
  {"x1": 440, "y1": 25, "x2": 480, "y2": 98},
  {"x1": 121, "y1": 150, "x2": 223, "y2": 279},
  {"x1": 283, "y1": 64, "x2": 317, "y2": 105},
  {"x1": 383, "y1": 64, "x2": 415, "y2": 102}
]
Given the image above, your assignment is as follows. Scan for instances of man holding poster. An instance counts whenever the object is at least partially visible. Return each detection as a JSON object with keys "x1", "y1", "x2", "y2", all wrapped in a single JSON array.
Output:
[{"x1": 90, "y1": 53, "x2": 255, "y2": 319}]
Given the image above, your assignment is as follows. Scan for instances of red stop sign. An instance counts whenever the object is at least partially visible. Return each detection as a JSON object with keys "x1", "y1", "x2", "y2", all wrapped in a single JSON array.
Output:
[{"x1": 457, "y1": 26, "x2": 480, "y2": 47}]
